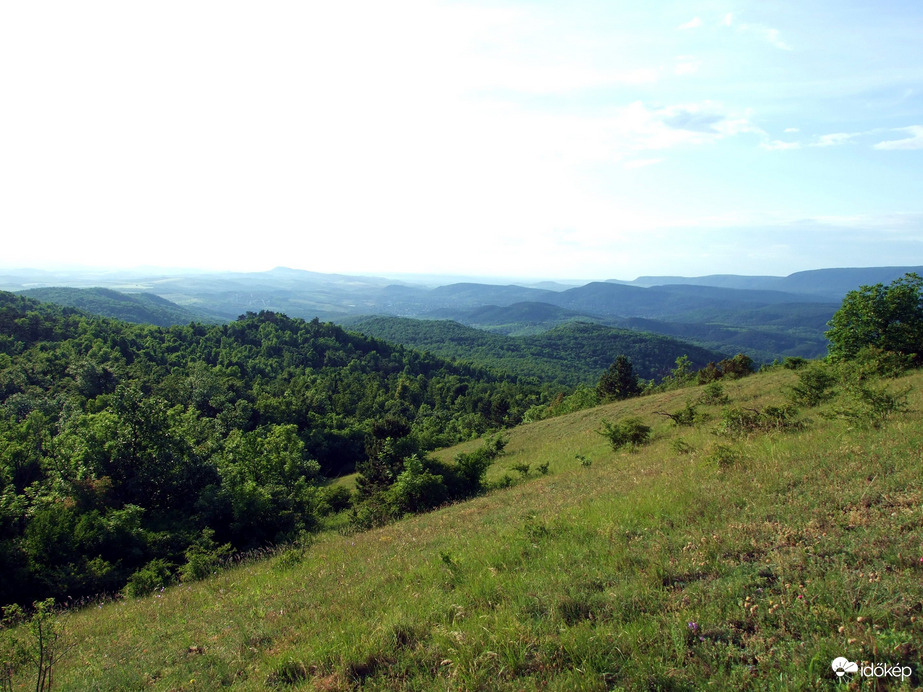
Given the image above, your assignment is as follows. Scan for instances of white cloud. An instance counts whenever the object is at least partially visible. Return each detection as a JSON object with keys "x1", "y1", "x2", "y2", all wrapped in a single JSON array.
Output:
[
  {"x1": 735, "y1": 22, "x2": 793, "y2": 50},
  {"x1": 874, "y1": 126, "x2": 923, "y2": 150},
  {"x1": 674, "y1": 56, "x2": 701, "y2": 75},
  {"x1": 762, "y1": 140, "x2": 802, "y2": 151},
  {"x1": 813, "y1": 132, "x2": 860, "y2": 147},
  {"x1": 603, "y1": 101, "x2": 765, "y2": 152},
  {"x1": 678, "y1": 17, "x2": 702, "y2": 30}
]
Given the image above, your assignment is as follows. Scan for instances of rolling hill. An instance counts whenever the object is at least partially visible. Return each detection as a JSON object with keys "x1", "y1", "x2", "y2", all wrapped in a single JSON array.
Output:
[
  {"x1": 20, "y1": 362, "x2": 922, "y2": 690},
  {"x1": 346, "y1": 316, "x2": 727, "y2": 387},
  {"x1": 17, "y1": 286, "x2": 222, "y2": 326},
  {"x1": 8, "y1": 265, "x2": 919, "y2": 363}
]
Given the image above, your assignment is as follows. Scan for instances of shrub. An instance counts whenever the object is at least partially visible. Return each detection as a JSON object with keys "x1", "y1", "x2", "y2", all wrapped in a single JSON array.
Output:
[
  {"x1": 321, "y1": 485, "x2": 353, "y2": 514},
  {"x1": 696, "y1": 354, "x2": 755, "y2": 384},
  {"x1": 720, "y1": 354, "x2": 755, "y2": 379},
  {"x1": 671, "y1": 439, "x2": 695, "y2": 455},
  {"x1": 832, "y1": 379, "x2": 911, "y2": 429},
  {"x1": 348, "y1": 497, "x2": 392, "y2": 531},
  {"x1": 273, "y1": 546, "x2": 305, "y2": 571},
  {"x1": 787, "y1": 364, "x2": 837, "y2": 407},
  {"x1": 444, "y1": 435, "x2": 507, "y2": 499},
  {"x1": 179, "y1": 528, "x2": 234, "y2": 583},
  {"x1": 656, "y1": 401, "x2": 700, "y2": 426},
  {"x1": 385, "y1": 455, "x2": 447, "y2": 516},
  {"x1": 511, "y1": 463, "x2": 531, "y2": 477},
  {"x1": 123, "y1": 558, "x2": 174, "y2": 598},
  {"x1": 1, "y1": 599, "x2": 70, "y2": 692},
  {"x1": 718, "y1": 405, "x2": 801, "y2": 435},
  {"x1": 698, "y1": 382, "x2": 730, "y2": 406},
  {"x1": 849, "y1": 346, "x2": 915, "y2": 378},
  {"x1": 598, "y1": 417, "x2": 652, "y2": 451},
  {"x1": 707, "y1": 444, "x2": 741, "y2": 469}
]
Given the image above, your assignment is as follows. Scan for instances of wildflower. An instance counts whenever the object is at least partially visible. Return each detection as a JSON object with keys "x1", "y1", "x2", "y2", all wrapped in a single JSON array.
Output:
[{"x1": 687, "y1": 621, "x2": 699, "y2": 633}]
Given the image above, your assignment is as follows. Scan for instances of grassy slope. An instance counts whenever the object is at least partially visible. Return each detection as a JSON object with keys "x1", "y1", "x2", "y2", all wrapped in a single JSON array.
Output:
[{"x1": 31, "y1": 369, "x2": 923, "y2": 690}]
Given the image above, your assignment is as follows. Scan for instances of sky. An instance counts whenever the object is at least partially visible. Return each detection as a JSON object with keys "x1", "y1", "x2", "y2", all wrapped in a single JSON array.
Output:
[{"x1": 1, "y1": 0, "x2": 922, "y2": 281}]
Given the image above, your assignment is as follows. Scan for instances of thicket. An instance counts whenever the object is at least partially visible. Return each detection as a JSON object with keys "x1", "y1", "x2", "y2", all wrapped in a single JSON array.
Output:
[
  {"x1": 0, "y1": 292, "x2": 542, "y2": 607},
  {"x1": 349, "y1": 435, "x2": 508, "y2": 530},
  {"x1": 598, "y1": 417, "x2": 652, "y2": 451}
]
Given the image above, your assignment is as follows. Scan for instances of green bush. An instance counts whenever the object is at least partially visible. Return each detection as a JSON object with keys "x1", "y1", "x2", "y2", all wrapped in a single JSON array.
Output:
[
  {"x1": 123, "y1": 559, "x2": 174, "y2": 598},
  {"x1": 697, "y1": 382, "x2": 729, "y2": 406},
  {"x1": 832, "y1": 379, "x2": 911, "y2": 429},
  {"x1": 696, "y1": 354, "x2": 755, "y2": 384},
  {"x1": 657, "y1": 401, "x2": 699, "y2": 426},
  {"x1": 707, "y1": 444, "x2": 742, "y2": 469},
  {"x1": 787, "y1": 364, "x2": 837, "y2": 407},
  {"x1": 718, "y1": 405, "x2": 801, "y2": 435},
  {"x1": 849, "y1": 346, "x2": 915, "y2": 378},
  {"x1": 321, "y1": 485, "x2": 353, "y2": 514},
  {"x1": 179, "y1": 529, "x2": 234, "y2": 583},
  {"x1": 385, "y1": 455, "x2": 447, "y2": 516},
  {"x1": 598, "y1": 417, "x2": 652, "y2": 451}
]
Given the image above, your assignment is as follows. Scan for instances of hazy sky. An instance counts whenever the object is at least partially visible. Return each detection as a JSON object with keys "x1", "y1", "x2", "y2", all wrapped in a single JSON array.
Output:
[{"x1": 2, "y1": 1, "x2": 922, "y2": 280}]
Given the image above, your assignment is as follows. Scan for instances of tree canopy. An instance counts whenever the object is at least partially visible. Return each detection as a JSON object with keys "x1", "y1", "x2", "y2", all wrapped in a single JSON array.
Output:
[
  {"x1": 0, "y1": 291, "x2": 543, "y2": 606},
  {"x1": 825, "y1": 272, "x2": 923, "y2": 363}
]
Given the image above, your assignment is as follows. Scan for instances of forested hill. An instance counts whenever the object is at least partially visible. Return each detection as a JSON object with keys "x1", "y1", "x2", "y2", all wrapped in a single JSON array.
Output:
[
  {"x1": 346, "y1": 316, "x2": 726, "y2": 387},
  {"x1": 0, "y1": 291, "x2": 542, "y2": 606},
  {"x1": 17, "y1": 286, "x2": 221, "y2": 326}
]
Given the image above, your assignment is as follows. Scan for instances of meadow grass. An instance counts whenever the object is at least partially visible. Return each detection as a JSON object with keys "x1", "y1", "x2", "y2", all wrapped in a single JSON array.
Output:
[{"x1": 11, "y1": 367, "x2": 923, "y2": 690}]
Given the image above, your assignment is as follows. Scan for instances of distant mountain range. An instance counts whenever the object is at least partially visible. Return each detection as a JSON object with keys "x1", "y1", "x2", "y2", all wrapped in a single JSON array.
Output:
[
  {"x1": 4, "y1": 265, "x2": 920, "y2": 363},
  {"x1": 620, "y1": 266, "x2": 923, "y2": 299}
]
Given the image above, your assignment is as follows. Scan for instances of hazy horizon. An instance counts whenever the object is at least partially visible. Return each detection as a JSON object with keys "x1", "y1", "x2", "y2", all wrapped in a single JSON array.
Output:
[
  {"x1": 3, "y1": 262, "x2": 922, "y2": 291},
  {"x1": 2, "y1": 1, "x2": 921, "y2": 279}
]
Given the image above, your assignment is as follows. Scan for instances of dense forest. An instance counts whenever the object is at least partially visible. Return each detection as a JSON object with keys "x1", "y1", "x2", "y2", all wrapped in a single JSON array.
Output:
[
  {"x1": 346, "y1": 317, "x2": 725, "y2": 387},
  {"x1": 0, "y1": 292, "x2": 543, "y2": 606}
]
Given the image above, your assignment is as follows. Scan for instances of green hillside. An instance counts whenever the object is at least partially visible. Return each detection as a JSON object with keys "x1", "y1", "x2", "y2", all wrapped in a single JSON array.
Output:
[
  {"x1": 3, "y1": 267, "x2": 848, "y2": 362},
  {"x1": 17, "y1": 287, "x2": 222, "y2": 326},
  {"x1": 346, "y1": 317, "x2": 726, "y2": 387},
  {"x1": 8, "y1": 363, "x2": 921, "y2": 690}
]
